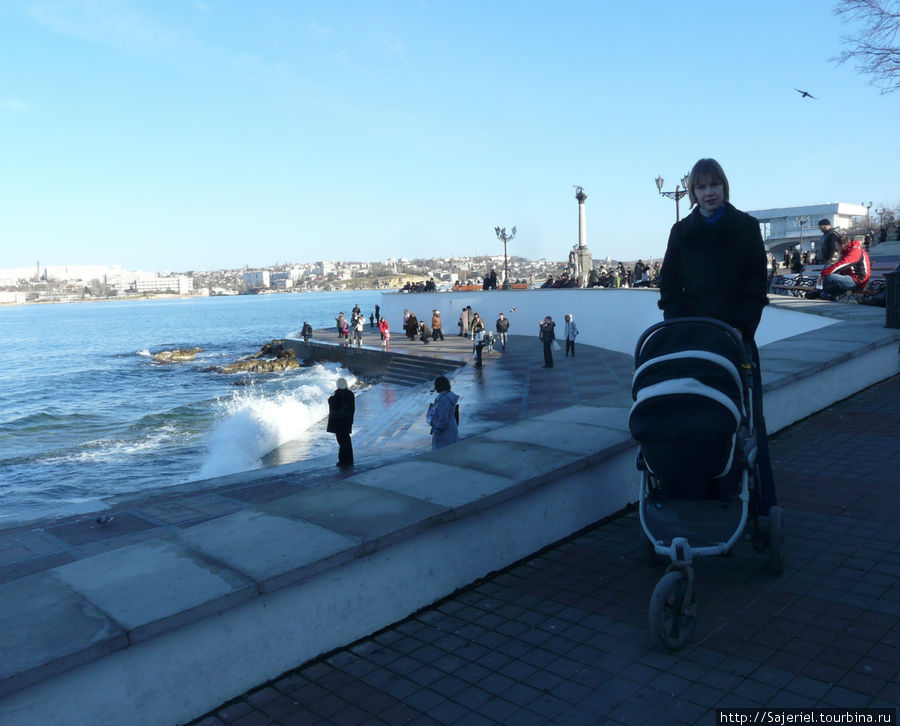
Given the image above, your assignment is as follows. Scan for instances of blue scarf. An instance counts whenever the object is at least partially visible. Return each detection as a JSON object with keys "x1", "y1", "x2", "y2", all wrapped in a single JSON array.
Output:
[{"x1": 700, "y1": 205, "x2": 726, "y2": 225}]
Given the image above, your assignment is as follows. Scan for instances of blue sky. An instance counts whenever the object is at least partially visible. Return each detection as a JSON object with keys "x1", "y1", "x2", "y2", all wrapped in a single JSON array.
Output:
[{"x1": 1, "y1": 1, "x2": 898, "y2": 272}]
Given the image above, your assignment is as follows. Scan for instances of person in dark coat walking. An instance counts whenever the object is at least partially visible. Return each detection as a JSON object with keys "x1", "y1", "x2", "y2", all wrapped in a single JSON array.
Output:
[
  {"x1": 300, "y1": 321, "x2": 313, "y2": 342},
  {"x1": 539, "y1": 316, "x2": 556, "y2": 368},
  {"x1": 658, "y1": 157, "x2": 776, "y2": 514},
  {"x1": 327, "y1": 378, "x2": 355, "y2": 467}
]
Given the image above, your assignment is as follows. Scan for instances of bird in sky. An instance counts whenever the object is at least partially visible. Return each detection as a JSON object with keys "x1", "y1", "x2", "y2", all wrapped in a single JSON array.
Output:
[{"x1": 794, "y1": 88, "x2": 817, "y2": 99}]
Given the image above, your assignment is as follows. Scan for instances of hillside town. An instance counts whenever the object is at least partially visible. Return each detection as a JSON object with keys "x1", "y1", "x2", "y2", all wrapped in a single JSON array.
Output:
[
  {"x1": 0, "y1": 254, "x2": 658, "y2": 305},
  {"x1": 2, "y1": 200, "x2": 896, "y2": 305}
]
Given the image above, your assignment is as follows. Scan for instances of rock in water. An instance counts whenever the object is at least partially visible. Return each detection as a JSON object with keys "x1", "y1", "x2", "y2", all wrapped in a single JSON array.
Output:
[
  {"x1": 219, "y1": 340, "x2": 299, "y2": 374},
  {"x1": 152, "y1": 347, "x2": 203, "y2": 363}
]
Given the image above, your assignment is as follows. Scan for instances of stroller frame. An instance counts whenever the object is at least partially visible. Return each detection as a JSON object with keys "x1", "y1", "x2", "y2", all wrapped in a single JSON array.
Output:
[{"x1": 631, "y1": 317, "x2": 783, "y2": 650}]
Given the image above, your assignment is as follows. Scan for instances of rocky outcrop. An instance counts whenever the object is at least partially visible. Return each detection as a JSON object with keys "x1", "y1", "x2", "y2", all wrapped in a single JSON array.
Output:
[
  {"x1": 152, "y1": 347, "x2": 203, "y2": 363},
  {"x1": 219, "y1": 340, "x2": 299, "y2": 374}
]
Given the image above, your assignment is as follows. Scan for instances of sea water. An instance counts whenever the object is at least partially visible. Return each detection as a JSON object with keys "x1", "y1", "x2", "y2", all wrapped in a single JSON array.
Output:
[{"x1": 0, "y1": 290, "x2": 383, "y2": 522}]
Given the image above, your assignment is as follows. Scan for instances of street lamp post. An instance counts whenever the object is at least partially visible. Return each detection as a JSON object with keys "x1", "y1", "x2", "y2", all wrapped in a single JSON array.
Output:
[
  {"x1": 794, "y1": 217, "x2": 807, "y2": 254},
  {"x1": 494, "y1": 225, "x2": 516, "y2": 289},
  {"x1": 863, "y1": 201, "x2": 873, "y2": 244},
  {"x1": 655, "y1": 173, "x2": 691, "y2": 221},
  {"x1": 876, "y1": 208, "x2": 886, "y2": 244}
]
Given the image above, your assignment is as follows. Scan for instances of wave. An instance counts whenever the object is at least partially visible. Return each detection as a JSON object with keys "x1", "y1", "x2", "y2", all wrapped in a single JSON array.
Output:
[{"x1": 195, "y1": 363, "x2": 358, "y2": 480}]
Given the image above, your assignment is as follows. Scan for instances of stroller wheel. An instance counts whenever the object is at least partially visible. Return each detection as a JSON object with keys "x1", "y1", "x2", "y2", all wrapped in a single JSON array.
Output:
[
  {"x1": 768, "y1": 506, "x2": 785, "y2": 575},
  {"x1": 649, "y1": 570, "x2": 697, "y2": 650}
]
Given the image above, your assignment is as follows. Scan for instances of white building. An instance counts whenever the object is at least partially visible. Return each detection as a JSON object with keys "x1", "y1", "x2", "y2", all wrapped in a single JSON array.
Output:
[
  {"x1": 746, "y1": 203, "x2": 871, "y2": 255},
  {"x1": 270, "y1": 272, "x2": 294, "y2": 290},
  {"x1": 242, "y1": 270, "x2": 270, "y2": 289},
  {"x1": 133, "y1": 275, "x2": 193, "y2": 294}
]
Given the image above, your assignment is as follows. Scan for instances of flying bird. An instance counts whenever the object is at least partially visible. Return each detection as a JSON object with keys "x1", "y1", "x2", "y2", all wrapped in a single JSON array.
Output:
[{"x1": 794, "y1": 88, "x2": 817, "y2": 99}]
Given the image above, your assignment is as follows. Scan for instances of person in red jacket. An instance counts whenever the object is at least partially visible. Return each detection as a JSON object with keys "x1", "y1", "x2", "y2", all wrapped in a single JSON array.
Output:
[{"x1": 818, "y1": 237, "x2": 870, "y2": 300}]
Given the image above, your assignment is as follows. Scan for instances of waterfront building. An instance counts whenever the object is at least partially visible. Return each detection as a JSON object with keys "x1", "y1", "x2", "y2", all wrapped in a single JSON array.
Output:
[
  {"x1": 0, "y1": 291, "x2": 26, "y2": 304},
  {"x1": 747, "y1": 202, "x2": 870, "y2": 256},
  {"x1": 133, "y1": 275, "x2": 193, "y2": 294}
]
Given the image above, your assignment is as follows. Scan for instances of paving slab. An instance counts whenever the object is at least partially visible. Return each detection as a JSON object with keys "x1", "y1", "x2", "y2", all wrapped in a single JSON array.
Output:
[
  {"x1": 478, "y1": 419, "x2": 632, "y2": 457},
  {"x1": 175, "y1": 510, "x2": 358, "y2": 592},
  {"x1": 53, "y1": 539, "x2": 256, "y2": 643},
  {"x1": 0, "y1": 572, "x2": 127, "y2": 697},
  {"x1": 527, "y1": 405, "x2": 631, "y2": 431},
  {"x1": 265, "y1": 482, "x2": 448, "y2": 541},
  {"x1": 347, "y1": 461, "x2": 516, "y2": 508},
  {"x1": 417, "y1": 439, "x2": 583, "y2": 484}
]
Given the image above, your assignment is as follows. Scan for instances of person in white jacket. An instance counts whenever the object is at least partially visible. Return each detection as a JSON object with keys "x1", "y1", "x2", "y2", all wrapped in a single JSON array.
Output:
[{"x1": 564, "y1": 314, "x2": 579, "y2": 357}]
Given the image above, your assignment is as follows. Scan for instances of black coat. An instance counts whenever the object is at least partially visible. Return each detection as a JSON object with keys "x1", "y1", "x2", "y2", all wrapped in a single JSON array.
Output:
[
  {"x1": 326, "y1": 388, "x2": 355, "y2": 434},
  {"x1": 539, "y1": 320, "x2": 556, "y2": 342},
  {"x1": 817, "y1": 229, "x2": 842, "y2": 265},
  {"x1": 658, "y1": 203, "x2": 768, "y2": 338}
]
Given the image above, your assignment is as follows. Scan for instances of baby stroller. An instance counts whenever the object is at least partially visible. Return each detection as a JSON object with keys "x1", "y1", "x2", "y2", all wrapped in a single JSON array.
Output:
[{"x1": 629, "y1": 318, "x2": 784, "y2": 650}]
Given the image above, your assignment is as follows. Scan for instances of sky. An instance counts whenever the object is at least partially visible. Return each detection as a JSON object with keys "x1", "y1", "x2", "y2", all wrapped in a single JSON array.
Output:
[{"x1": 1, "y1": 0, "x2": 898, "y2": 273}]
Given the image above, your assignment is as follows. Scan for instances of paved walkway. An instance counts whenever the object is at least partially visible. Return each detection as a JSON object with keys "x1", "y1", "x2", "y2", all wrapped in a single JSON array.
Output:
[{"x1": 187, "y1": 374, "x2": 900, "y2": 723}]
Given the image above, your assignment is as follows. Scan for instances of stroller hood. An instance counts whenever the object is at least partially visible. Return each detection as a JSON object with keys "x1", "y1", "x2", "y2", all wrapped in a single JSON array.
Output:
[{"x1": 629, "y1": 319, "x2": 749, "y2": 481}]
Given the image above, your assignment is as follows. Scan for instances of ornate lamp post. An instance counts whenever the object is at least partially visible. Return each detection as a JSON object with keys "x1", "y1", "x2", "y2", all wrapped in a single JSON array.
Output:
[
  {"x1": 863, "y1": 201, "x2": 873, "y2": 242},
  {"x1": 655, "y1": 173, "x2": 691, "y2": 221},
  {"x1": 494, "y1": 225, "x2": 516, "y2": 289}
]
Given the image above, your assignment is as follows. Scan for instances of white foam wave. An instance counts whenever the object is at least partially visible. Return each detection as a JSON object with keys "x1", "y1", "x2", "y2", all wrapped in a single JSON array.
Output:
[
  {"x1": 196, "y1": 364, "x2": 357, "y2": 480},
  {"x1": 137, "y1": 349, "x2": 151, "y2": 357},
  {"x1": 45, "y1": 425, "x2": 181, "y2": 465}
]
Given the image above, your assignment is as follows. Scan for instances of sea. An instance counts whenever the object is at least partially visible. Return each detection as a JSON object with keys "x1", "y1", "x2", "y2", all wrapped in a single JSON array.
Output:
[{"x1": 0, "y1": 290, "x2": 385, "y2": 524}]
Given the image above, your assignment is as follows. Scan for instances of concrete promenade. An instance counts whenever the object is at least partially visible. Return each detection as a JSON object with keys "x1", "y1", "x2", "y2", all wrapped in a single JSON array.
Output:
[
  {"x1": 191, "y1": 373, "x2": 900, "y2": 725},
  {"x1": 1, "y1": 292, "x2": 899, "y2": 725}
]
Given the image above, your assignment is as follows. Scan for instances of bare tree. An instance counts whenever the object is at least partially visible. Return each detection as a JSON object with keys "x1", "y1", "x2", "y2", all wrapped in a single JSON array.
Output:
[{"x1": 833, "y1": 0, "x2": 900, "y2": 93}]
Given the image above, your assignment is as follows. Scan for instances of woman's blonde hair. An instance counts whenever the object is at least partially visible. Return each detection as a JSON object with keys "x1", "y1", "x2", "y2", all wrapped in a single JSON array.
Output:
[{"x1": 687, "y1": 158, "x2": 730, "y2": 208}]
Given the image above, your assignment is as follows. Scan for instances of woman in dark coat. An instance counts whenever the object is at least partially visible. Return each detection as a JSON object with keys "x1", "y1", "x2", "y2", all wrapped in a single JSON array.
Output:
[
  {"x1": 658, "y1": 157, "x2": 776, "y2": 514},
  {"x1": 326, "y1": 377, "x2": 355, "y2": 467},
  {"x1": 406, "y1": 312, "x2": 419, "y2": 340}
]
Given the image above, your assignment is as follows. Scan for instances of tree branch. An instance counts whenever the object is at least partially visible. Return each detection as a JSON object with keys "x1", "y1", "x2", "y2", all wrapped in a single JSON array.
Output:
[{"x1": 832, "y1": 0, "x2": 900, "y2": 93}]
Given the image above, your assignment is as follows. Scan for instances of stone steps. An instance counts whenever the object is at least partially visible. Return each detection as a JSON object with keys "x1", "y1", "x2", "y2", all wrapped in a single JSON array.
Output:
[{"x1": 380, "y1": 353, "x2": 463, "y2": 386}]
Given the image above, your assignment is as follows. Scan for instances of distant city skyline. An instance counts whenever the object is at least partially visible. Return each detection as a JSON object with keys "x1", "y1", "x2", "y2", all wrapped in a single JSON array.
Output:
[{"x1": 1, "y1": 2, "x2": 898, "y2": 272}]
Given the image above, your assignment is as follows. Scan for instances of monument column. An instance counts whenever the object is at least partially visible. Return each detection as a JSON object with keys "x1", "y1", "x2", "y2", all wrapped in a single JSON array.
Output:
[{"x1": 573, "y1": 186, "x2": 593, "y2": 286}]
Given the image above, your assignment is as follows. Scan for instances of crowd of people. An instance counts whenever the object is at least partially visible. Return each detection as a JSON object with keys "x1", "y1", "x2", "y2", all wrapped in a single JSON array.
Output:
[
  {"x1": 539, "y1": 260, "x2": 662, "y2": 290},
  {"x1": 400, "y1": 279, "x2": 437, "y2": 293}
]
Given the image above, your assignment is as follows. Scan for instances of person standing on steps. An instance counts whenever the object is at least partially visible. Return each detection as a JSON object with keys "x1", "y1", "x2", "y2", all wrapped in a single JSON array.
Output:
[
  {"x1": 428, "y1": 376, "x2": 460, "y2": 450},
  {"x1": 327, "y1": 378, "x2": 355, "y2": 468},
  {"x1": 378, "y1": 316, "x2": 390, "y2": 349},
  {"x1": 539, "y1": 316, "x2": 556, "y2": 368},
  {"x1": 496, "y1": 312, "x2": 510, "y2": 351},
  {"x1": 431, "y1": 310, "x2": 444, "y2": 341},
  {"x1": 563, "y1": 313, "x2": 579, "y2": 357}
]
